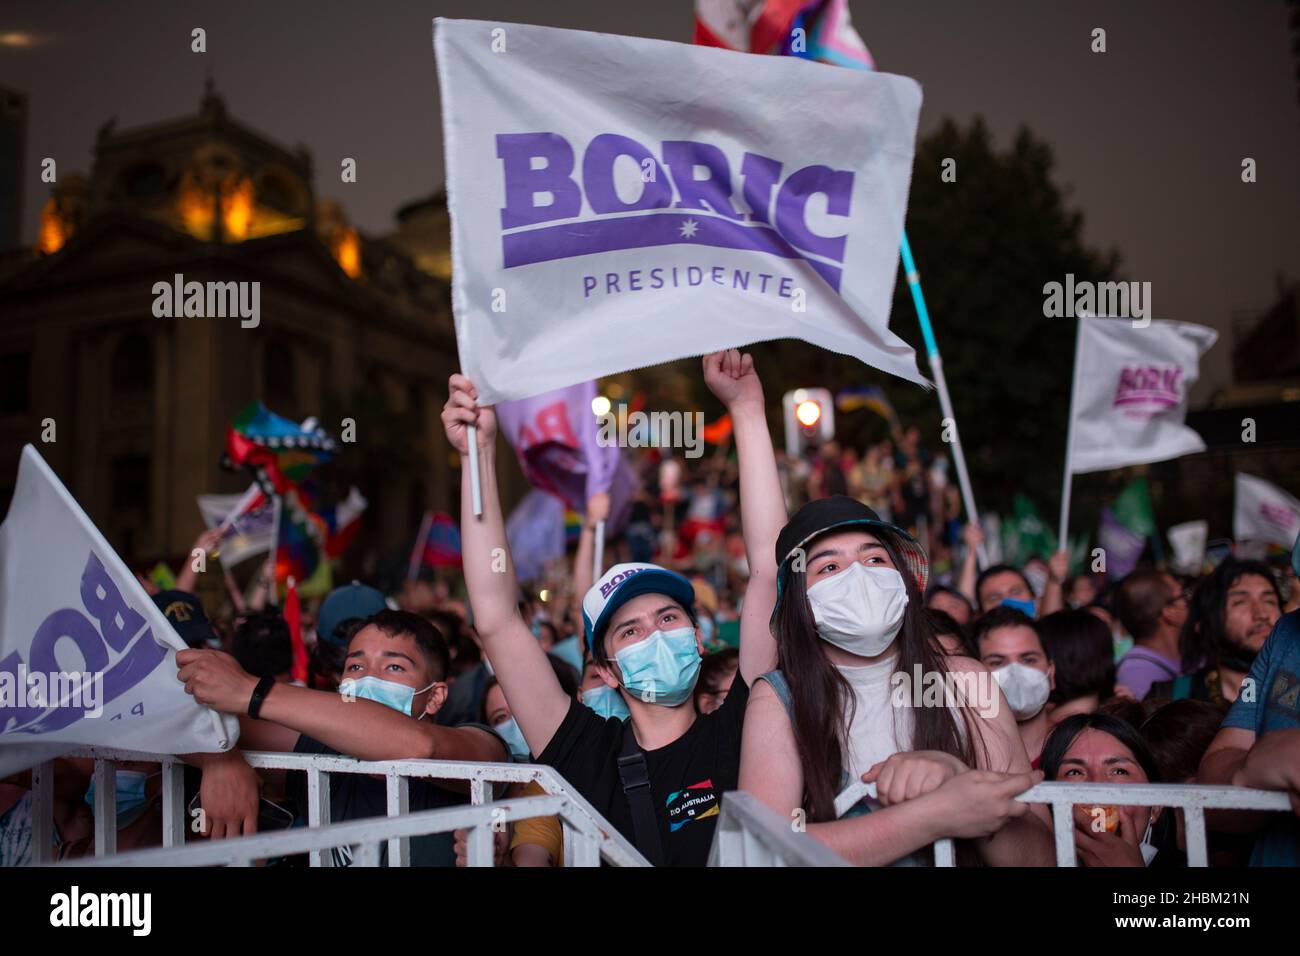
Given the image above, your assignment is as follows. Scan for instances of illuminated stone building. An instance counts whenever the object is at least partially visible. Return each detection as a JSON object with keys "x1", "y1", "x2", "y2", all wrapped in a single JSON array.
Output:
[{"x1": 0, "y1": 84, "x2": 459, "y2": 583}]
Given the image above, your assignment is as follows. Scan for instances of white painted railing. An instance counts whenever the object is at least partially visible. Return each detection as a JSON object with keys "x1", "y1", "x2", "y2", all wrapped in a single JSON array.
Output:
[
  {"x1": 1017, "y1": 780, "x2": 1292, "y2": 867},
  {"x1": 30, "y1": 747, "x2": 649, "y2": 867},
  {"x1": 28, "y1": 751, "x2": 1292, "y2": 868},
  {"x1": 708, "y1": 792, "x2": 850, "y2": 866},
  {"x1": 723, "y1": 780, "x2": 1293, "y2": 867}
]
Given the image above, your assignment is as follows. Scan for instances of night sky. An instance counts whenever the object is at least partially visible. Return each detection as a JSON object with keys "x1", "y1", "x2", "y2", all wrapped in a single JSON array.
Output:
[{"x1": 3, "y1": 0, "x2": 1298, "y2": 398}]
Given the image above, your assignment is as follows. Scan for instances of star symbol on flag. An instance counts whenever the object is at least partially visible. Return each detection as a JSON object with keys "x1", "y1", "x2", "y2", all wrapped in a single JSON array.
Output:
[{"x1": 679, "y1": 219, "x2": 699, "y2": 239}]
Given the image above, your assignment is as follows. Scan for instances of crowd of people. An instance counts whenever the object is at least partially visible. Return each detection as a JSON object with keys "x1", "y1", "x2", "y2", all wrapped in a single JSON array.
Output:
[{"x1": 2, "y1": 349, "x2": 1298, "y2": 869}]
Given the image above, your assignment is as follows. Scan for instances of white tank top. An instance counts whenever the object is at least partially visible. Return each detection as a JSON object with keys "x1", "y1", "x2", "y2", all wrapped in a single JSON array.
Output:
[
  {"x1": 835, "y1": 655, "x2": 915, "y2": 782},
  {"x1": 835, "y1": 654, "x2": 968, "y2": 781}
]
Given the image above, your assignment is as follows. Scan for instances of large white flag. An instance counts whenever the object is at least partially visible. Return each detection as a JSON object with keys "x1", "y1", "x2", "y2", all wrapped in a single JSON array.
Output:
[
  {"x1": 0, "y1": 445, "x2": 238, "y2": 775},
  {"x1": 1234, "y1": 473, "x2": 1300, "y2": 549},
  {"x1": 1066, "y1": 315, "x2": 1217, "y2": 474},
  {"x1": 197, "y1": 484, "x2": 280, "y2": 567},
  {"x1": 434, "y1": 18, "x2": 926, "y2": 404}
]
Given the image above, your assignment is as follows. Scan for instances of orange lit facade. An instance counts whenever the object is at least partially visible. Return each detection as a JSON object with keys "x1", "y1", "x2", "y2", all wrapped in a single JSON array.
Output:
[{"x1": 0, "y1": 85, "x2": 467, "y2": 584}]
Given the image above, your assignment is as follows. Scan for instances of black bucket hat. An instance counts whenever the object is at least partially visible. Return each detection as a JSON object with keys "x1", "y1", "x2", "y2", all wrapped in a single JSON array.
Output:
[{"x1": 773, "y1": 496, "x2": 929, "y2": 613}]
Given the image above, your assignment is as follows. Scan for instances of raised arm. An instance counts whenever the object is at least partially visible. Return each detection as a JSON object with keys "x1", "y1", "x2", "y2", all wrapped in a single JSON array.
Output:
[
  {"x1": 571, "y1": 491, "x2": 610, "y2": 624},
  {"x1": 702, "y1": 350, "x2": 780, "y2": 682},
  {"x1": 175, "y1": 526, "x2": 224, "y2": 594},
  {"x1": 956, "y1": 522, "x2": 983, "y2": 605},
  {"x1": 443, "y1": 374, "x2": 572, "y2": 756}
]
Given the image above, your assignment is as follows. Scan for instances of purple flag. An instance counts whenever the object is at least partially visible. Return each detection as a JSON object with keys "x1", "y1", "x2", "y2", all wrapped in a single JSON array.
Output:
[
  {"x1": 505, "y1": 490, "x2": 566, "y2": 583},
  {"x1": 1098, "y1": 506, "x2": 1145, "y2": 580},
  {"x1": 496, "y1": 381, "x2": 634, "y2": 524}
]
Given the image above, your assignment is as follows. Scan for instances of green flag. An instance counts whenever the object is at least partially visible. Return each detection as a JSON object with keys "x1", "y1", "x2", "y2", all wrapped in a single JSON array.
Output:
[
  {"x1": 149, "y1": 561, "x2": 177, "y2": 591},
  {"x1": 1113, "y1": 478, "x2": 1156, "y2": 538},
  {"x1": 1003, "y1": 495, "x2": 1057, "y2": 565}
]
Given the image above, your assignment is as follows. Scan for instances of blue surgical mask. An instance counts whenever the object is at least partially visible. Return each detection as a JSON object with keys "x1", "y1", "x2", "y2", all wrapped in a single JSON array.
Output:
[
  {"x1": 1000, "y1": 596, "x2": 1037, "y2": 619},
  {"x1": 493, "y1": 716, "x2": 530, "y2": 759},
  {"x1": 614, "y1": 626, "x2": 701, "y2": 707},
  {"x1": 338, "y1": 675, "x2": 436, "y2": 717},
  {"x1": 84, "y1": 770, "x2": 153, "y2": 828},
  {"x1": 582, "y1": 683, "x2": 631, "y2": 721}
]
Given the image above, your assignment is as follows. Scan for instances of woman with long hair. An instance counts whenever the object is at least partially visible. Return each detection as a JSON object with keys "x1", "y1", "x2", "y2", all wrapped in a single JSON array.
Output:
[{"x1": 739, "y1": 495, "x2": 1053, "y2": 865}]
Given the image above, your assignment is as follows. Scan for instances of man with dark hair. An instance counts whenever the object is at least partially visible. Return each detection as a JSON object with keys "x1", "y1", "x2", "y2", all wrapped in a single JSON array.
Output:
[
  {"x1": 974, "y1": 564, "x2": 1036, "y2": 615},
  {"x1": 1114, "y1": 570, "x2": 1188, "y2": 699},
  {"x1": 1199, "y1": 541, "x2": 1300, "y2": 866},
  {"x1": 443, "y1": 351, "x2": 781, "y2": 865},
  {"x1": 1150, "y1": 560, "x2": 1282, "y2": 706},
  {"x1": 176, "y1": 608, "x2": 507, "y2": 866},
  {"x1": 974, "y1": 606, "x2": 1055, "y2": 767}
]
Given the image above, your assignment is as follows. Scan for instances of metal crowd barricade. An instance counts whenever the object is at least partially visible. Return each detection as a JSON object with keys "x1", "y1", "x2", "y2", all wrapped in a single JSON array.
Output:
[
  {"x1": 1015, "y1": 780, "x2": 1293, "y2": 867},
  {"x1": 716, "y1": 780, "x2": 1294, "y2": 867},
  {"x1": 31, "y1": 747, "x2": 648, "y2": 867}
]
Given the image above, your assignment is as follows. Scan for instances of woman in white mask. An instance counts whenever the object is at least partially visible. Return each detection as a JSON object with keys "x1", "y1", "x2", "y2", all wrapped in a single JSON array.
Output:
[
  {"x1": 1040, "y1": 712, "x2": 1180, "y2": 867},
  {"x1": 739, "y1": 496, "x2": 1055, "y2": 866}
]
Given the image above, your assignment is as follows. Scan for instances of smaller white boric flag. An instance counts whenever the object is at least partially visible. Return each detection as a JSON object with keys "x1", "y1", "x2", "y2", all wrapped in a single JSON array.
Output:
[
  {"x1": 1066, "y1": 315, "x2": 1217, "y2": 474},
  {"x1": 1234, "y1": 473, "x2": 1300, "y2": 549},
  {"x1": 0, "y1": 446, "x2": 238, "y2": 776},
  {"x1": 435, "y1": 18, "x2": 927, "y2": 404},
  {"x1": 197, "y1": 484, "x2": 280, "y2": 567}
]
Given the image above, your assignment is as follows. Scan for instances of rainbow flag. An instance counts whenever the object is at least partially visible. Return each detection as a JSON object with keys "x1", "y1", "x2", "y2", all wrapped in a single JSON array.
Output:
[
  {"x1": 225, "y1": 401, "x2": 336, "y2": 494},
  {"x1": 836, "y1": 385, "x2": 898, "y2": 429},
  {"x1": 695, "y1": 0, "x2": 873, "y2": 69},
  {"x1": 564, "y1": 508, "x2": 583, "y2": 545}
]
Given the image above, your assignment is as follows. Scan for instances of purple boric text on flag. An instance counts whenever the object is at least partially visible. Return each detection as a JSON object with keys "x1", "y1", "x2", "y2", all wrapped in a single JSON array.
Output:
[{"x1": 435, "y1": 18, "x2": 927, "y2": 405}]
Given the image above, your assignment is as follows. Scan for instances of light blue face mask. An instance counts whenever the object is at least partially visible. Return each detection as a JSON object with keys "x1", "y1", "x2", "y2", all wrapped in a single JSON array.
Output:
[
  {"x1": 84, "y1": 770, "x2": 153, "y2": 828},
  {"x1": 581, "y1": 683, "x2": 631, "y2": 721},
  {"x1": 493, "y1": 716, "x2": 530, "y2": 759},
  {"x1": 614, "y1": 626, "x2": 701, "y2": 707},
  {"x1": 1000, "y1": 596, "x2": 1037, "y2": 619},
  {"x1": 338, "y1": 675, "x2": 436, "y2": 717}
]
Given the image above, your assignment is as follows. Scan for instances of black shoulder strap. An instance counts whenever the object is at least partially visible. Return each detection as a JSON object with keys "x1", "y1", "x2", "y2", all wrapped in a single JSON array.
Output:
[{"x1": 616, "y1": 723, "x2": 665, "y2": 866}]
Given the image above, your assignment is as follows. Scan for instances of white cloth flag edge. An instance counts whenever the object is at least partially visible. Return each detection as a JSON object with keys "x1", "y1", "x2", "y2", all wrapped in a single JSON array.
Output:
[
  {"x1": 1234, "y1": 472, "x2": 1300, "y2": 548},
  {"x1": 2, "y1": 444, "x2": 238, "y2": 762},
  {"x1": 433, "y1": 17, "x2": 930, "y2": 404},
  {"x1": 1066, "y1": 315, "x2": 1218, "y2": 475}
]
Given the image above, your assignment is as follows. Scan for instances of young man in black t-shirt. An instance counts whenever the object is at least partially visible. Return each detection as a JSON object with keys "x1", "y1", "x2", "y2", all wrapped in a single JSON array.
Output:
[
  {"x1": 176, "y1": 609, "x2": 506, "y2": 865},
  {"x1": 443, "y1": 349, "x2": 782, "y2": 866}
]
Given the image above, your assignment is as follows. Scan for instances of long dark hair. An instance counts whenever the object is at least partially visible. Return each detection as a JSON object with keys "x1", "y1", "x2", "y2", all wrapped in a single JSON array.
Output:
[
  {"x1": 1179, "y1": 560, "x2": 1280, "y2": 673},
  {"x1": 1040, "y1": 712, "x2": 1161, "y2": 782},
  {"x1": 774, "y1": 531, "x2": 985, "y2": 824},
  {"x1": 1037, "y1": 609, "x2": 1116, "y2": 705}
]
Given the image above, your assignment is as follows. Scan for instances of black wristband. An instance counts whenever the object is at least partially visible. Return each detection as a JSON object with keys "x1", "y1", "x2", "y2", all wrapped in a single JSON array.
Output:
[{"x1": 247, "y1": 675, "x2": 276, "y2": 719}]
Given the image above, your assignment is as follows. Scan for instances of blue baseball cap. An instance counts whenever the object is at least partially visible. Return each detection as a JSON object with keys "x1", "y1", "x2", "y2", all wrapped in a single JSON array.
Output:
[
  {"x1": 582, "y1": 563, "x2": 696, "y2": 656},
  {"x1": 317, "y1": 582, "x2": 388, "y2": 648}
]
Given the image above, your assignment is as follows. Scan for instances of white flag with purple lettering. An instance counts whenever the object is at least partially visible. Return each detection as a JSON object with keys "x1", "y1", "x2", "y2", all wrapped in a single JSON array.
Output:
[
  {"x1": 1066, "y1": 316, "x2": 1217, "y2": 475},
  {"x1": 0, "y1": 445, "x2": 238, "y2": 775},
  {"x1": 1234, "y1": 473, "x2": 1300, "y2": 549},
  {"x1": 434, "y1": 18, "x2": 926, "y2": 404}
]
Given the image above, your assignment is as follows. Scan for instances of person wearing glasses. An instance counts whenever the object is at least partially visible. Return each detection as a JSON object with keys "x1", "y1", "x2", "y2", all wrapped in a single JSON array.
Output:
[{"x1": 1114, "y1": 570, "x2": 1192, "y2": 700}]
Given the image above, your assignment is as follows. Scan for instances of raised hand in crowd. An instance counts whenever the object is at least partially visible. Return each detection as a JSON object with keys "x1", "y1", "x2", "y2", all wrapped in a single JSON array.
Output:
[{"x1": 175, "y1": 526, "x2": 226, "y2": 594}]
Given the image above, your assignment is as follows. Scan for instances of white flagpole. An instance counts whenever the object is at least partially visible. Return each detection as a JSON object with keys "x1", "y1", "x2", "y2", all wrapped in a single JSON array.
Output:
[
  {"x1": 408, "y1": 510, "x2": 434, "y2": 582},
  {"x1": 593, "y1": 519, "x2": 606, "y2": 579},
  {"x1": 927, "y1": 354, "x2": 987, "y2": 569},
  {"x1": 466, "y1": 426, "x2": 483, "y2": 516},
  {"x1": 1058, "y1": 316, "x2": 1087, "y2": 549}
]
